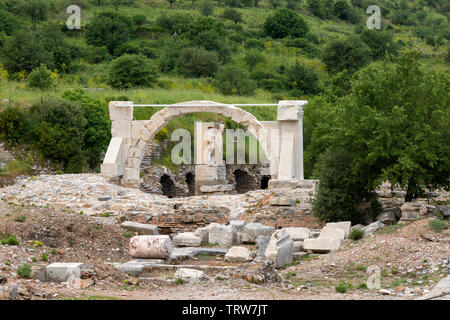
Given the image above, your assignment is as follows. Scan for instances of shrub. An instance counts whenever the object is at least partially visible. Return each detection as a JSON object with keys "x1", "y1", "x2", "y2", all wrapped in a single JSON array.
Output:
[
  {"x1": 1, "y1": 234, "x2": 19, "y2": 246},
  {"x1": 51, "y1": 248, "x2": 57, "y2": 255},
  {"x1": 86, "y1": 11, "x2": 136, "y2": 54},
  {"x1": 176, "y1": 47, "x2": 219, "y2": 78},
  {"x1": 108, "y1": 54, "x2": 159, "y2": 89},
  {"x1": 86, "y1": 46, "x2": 110, "y2": 64},
  {"x1": 312, "y1": 147, "x2": 381, "y2": 224},
  {"x1": 41, "y1": 253, "x2": 48, "y2": 261},
  {"x1": 13, "y1": 215, "x2": 27, "y2": 223},
  {"x1": 264, "y1": 9, "x2": 309, "y2": 39},
  {"x1": 0, "y1": 106, "x2": 28, "y2": 147},
  {"x1": 17, "y1": 264, "x2": 32, "y2": 278},
  {"x1": 27, "y1": 65, "x2": 54, "y2": 90},
  {"x1": 213, "y1": 65, "x2": 256, "y2": 96},
  {"x1": 285, "y1": 63, "x2": 321, "y2": 96},
  {"x1": 322, "y1": 36, "x2": 371, "y2": 74},
  {"x1": 349, "y1": 228, "x2": 364, "y2": 241},
  {"x1": 199, "y1": 0, "x2": 214, "y2": 16},
  {"x1": 244, "y1": 50, "x2": 266, "y2": 70},
  {"x1": 222, "y1": 8, "x2": 243, "y2": 24},
  {"x1": 429, "y1": 219, "x2": 447, "y2": 233},
  {"x1": 358, "y1": 283, "x2": 367, "y2": 289},
  {"x1": 155, "y1": 128, "x2": 169, "y2": 142},
  {"x1": 335, "y1": 283, "x2": 347, "y2": 293}
]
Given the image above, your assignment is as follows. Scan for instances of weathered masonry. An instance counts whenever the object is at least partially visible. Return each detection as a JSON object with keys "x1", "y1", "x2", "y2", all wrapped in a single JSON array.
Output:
[{"x1": 101, "y1": 100, "x2": 307, "y2": 189}]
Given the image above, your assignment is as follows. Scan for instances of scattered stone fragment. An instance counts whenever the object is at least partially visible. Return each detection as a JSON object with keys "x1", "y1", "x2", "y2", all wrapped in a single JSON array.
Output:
[
  {"x1": 256, "y1": 235, "x2": 270, "y2": 258},
  {"x1": 194, "y1": 227, "x2": 209, "y2": 245},
  {"x1": 265, "y1": 230, "x2": 294, "y2": 268},
  {"x1": 377, "y1": 208, "x2": 401, "y2": 225},
  {"x1": 174, "y1": 268, "x2": 209, "y2": 282},
  {"x1": 325, "y1": 222, "x2": 351, "y2": 238},
  {"x1": 129, "y1": 235, "x2": 172, "y2": 259},
  {"x1": 172, "y1": 232, "x2": 202, "y2": 247},
  {"x1": 208, "y1": 223, "x2": 234, "y2": 246},
  {"x1": 282, "y1": 227, "x2": 310, "y2": 241},
  {"x1": 242, "y1": 223, "x2": 275, "y2": 243},
  {"x1": 303, "y1": 238, "x2": 343, "y2": 253},
  {"x1": 268, "y1": 197, "x2": 296, "y2": 206},
  {"x1": 46, "y1": 263, "x2": 85, "y2": 282},
  {"x1": 292, "y1": 241, "x2": 304, "y2": 252},
  {"x1": 362, "y1": 221, "x2": 385, "y2": 237},
  {"x1": 121, "y1": 221, "x2": 159, "y2": 235},
  {"x1": 319, "y1": 226, "x2": 346, "y2": 240},
  {"x1": 225, "y1": 246, "x2": 253, "y2": 262},
  {"x1": 400, "y1": 202, "x2": 427, "y2": 221}
]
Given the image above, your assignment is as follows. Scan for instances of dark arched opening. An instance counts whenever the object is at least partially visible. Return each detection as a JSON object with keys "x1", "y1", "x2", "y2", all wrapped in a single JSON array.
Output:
[
  {"x1": 160, "y1": 174, "x2": 180, "y2": 198},
  {"x1": 233, "y1": 169, "x2": 253, "y2": 194},
  {"x1": 260, "y1": 176, "x2": 270, "y2": 190},
  {"x1": 185, "y1": 172, "x2": 195, "y2": 196}
]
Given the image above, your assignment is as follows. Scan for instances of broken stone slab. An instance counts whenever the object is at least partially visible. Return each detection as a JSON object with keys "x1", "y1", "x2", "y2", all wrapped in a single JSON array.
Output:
[
  {"x1": 46, "y1": 263, "x2": 85, "y2": 282},
  {"x1": 265, "y1": 230, "x2": 294, "y2": 268},
  {"x1": 129, "y1": 235, "x2": 172, "y2": 259},
  {"x1": 438, "y1": 205, "x2": 450, "y2": 218},
  {"x1": 230, "y1": 220, "x2": 245, "y2": 245},
  {"x1": 208, "y1": 223, "x2": 234, "y2": 246},
  {"x1": 242, "y1": 223, "x2": 275, "y2": 244},
  {"x1": 174, "y1": 268, "x2": 209, "y2": 282},
  {"x1": 282, "y1": 227, "x2": 310, "y2": 241},
  {"x1": 362, "y1": 221, "x2": 385, "y2": 237},
  {"x1": 400, "y1": 202, "x2": 427, "y2": 221},
  {"x1": 268, "y1": 197, "x2": 296, "y2": 206},
  {"x1": 115, "y1": 259, "x2": 166, "y2": 276},
  {"x1": 194, "y1": 227, "x2": 209, "y2": 245},
  {"x1": 200, "y1": 184, "x2": 234, "y2": 193},
  {"x1": 325, "y1": 222, "x2": 351, "y2": 238},
  {"x1": 318, "y1": 226, "x2": 346, "y2": 240},
  {"x1": 121, "y1": 221, "x2": 158, "y2": 235},
  {"x1": 293, "y1": 241, "x2": 304, "y2": 252},
  {"x1": 224, "y1": 246, "x2": 253, "y2": 262},
  {"x1": 256, "y1": 235, "x2": 270, "y2": 258},
  {"x1": 172, "y1": 232, "x2": 202, "y2": 247},
  {"x1": 377, "y1": 209, "x2": 399, "y2": 225},
  {"x1": 310, "y1": 229, "x2": 321, "y2": 238},
  {"x1": 303, "y1": 238, "x2": 343, "y2": 253}
]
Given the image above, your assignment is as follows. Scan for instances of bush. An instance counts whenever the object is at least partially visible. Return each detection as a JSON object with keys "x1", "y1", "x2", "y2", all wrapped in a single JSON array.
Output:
[
  {"x1": 155, "y1": 128, "x2": 169, "y2": 142},
  {"x1": 1, "y1": 234, "x2": 19, "y2": 246},
  {"x1": 222, "y1": 8, "x2": 243, "y2": 24},
  {"x1": 108, "y1": 54, "x2": 159, "y2": 89},
  {"x1": 0, "y1": 106, "x2": 28, "y2": 147},
  {"x1": 244, "y1": 50, "x2": 266, "y2": 70},
  {"x1": 335, "y1": 283, "x2": 347, "y2": 293},
  {"x1": 312, "y1": 147, "x2": 381, "y2": 224},
  {"x1": 176, "y1": 47, "x2": 219, "y2": 78},
  {"x1": 322, "y1": 35, "x2": 371, "y2": 74},
  {"x1": 17, "y1": 264, "x2": 31, "y2": 278},
  {"x1": 41, "y1": 253, "x2": 48, "y2": 261},
  {"x1": 27, "y1": 65, "x2": 54, "y2": 90},
  {"x1": 86, "y1": 46, "x2": 110, "y2": 64},
  {"x1": 213, "y1": 65, "x2": 256, "y2": 96},
  {"x1": 429, "y1": 219, "x2": 447, "y2": 233},
  {"x1": 264, "y1": 9, "x2": 309, "y2": 39},
  {"x1": 199, "y1": 0, "x2": 214, "y2": 16},
  {"x1": 349, "y1": 228, "x2": 364, "y2": 241},
  {"x1": 86, "y1": 11, "x2": 136, "y2": 54},
  {"x1": 285, "y1": 63, "x2": 321, "y2": 96}
]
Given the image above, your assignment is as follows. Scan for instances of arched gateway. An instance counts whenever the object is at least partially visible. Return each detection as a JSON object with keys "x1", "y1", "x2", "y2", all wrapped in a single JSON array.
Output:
[{"x1": 101, "y1": 100, "x2": 307, "y2": 189}]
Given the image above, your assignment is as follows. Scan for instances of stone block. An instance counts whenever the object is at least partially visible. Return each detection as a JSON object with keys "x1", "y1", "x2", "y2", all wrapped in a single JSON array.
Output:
[
  {"x1": 362, "y1": 221, "x2": 385, "y2": 237},
  {"x1": 46, "y1": 263, "x2": 84, "y2": 282},
  {"x1": 303, "y1": 238, "x2": 343, "y2": 253},
  {"x1": 282, "y1": 227, "x2": 310, "y2": 241},
  {"x1": 325, "y1": 222, "x2": 351, "y2": 238},
  {"x1": 129, "y1": 235, "x2": 172, "y2": 259},
  {"x1": 121, "y1": 221, "x2": 158, "y2": 235},
  {"x1": 400, "y1": 202, "x2": 427, "y2": 221},
  {"x1": 256, "y1": 235, "x2": 270, "y2": 258},
  {"x1": 109, "y1": 101, "x2": 133, "y2": 121},
  {"x1": 318, "y1": 226, "x2": 346, "y2": 240},
  {"x1": 268, "y1": 197, "x2": 296, "y2": 206},
  {"x1": 172, "y1": 232, "x2": 202, "y2": 247},
  {"x1": 194, "y1": 227, "x2": 209, "y2": 245},
  {"x1": 174, "y1": 268, "x2": 209, "y2": 283},
  {"x1": 277, "y1": 100, "x2": 307, "y2": 121},
  {"x1": 265, "y1": 230, "x2": 294, "y2": 268},
  {"x1": 377, "y1": 209, "x2": 400, "y2": 225},
  {"x1": 293, "y1": 241, "x2": 304, "y2": 252},
  {"x1": 224, "y1": 246, "x2": 253, "y2": 262},
  {"x1": 242, "y1": 223, "x2": 275, "y2": 244},
  {"x1": 208, "y1": 224, "x2": 234, "y2": 246}
]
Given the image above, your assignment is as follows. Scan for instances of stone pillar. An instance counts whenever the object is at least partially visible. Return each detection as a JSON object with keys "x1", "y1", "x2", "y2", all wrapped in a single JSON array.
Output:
[
  {"x1": 268, "y1": 100, "x2": 307, "y2": 188},
  {"x1": 194, "y1": 122, "x2": 231, "y2": 195},
  {"x1": 101, "y1": 101, "x2": 133, "y2": 179}
]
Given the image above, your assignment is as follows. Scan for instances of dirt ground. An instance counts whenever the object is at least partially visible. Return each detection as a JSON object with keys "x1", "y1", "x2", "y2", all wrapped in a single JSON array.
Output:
[{"x1": 0, "y1": 200, "x2": 449, "y2": 300}]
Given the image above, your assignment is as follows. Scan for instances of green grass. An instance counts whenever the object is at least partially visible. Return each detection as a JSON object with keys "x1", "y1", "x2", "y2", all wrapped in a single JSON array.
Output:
[
  {"x1": 429, "y1": 219, "x2": 448, "y2": 233},
  {"x1": 335, "y1": 283, "x2": 347, "y2": 293},
  {"x1": 17, "y1": 263, "x2": 31, "y2": 278},
  {"x1": 1, "y1": 234, "x2": 19, "y2": 246}
]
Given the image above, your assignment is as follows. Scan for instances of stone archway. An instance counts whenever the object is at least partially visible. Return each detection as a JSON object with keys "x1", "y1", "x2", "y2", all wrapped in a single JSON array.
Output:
[{"x1": 123, "y1": 101, "x2": 271, "y2": 187}]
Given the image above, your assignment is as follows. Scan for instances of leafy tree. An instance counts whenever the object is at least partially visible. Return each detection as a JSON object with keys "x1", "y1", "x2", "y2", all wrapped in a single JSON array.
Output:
[
  {"x1": 27, "y1": 65, "x2": 54, "y2": 90},
  {"x1": 176, "y1": 47, "x2": 219, "y2": 77},
  {"x1": 333, "y1": 1, "x2": 360, "y2": 23},
  {"x1": 193, "y1": 30, "x2": 231, "y2": 62},
  {"x1": 359, "y1": 29, "x2": 398, "y2": 60},
  {"x1": 199, "y1": 0, "x2": 214, "y2": 16},
  {"x1": 307, "y1": 0, "x2": 334, "y2": 19},
  {"x1": 312, "y1": 146, "x2": 381, "y2": 223},
  {"x1": 108, "y1": 54, "x2": 159, "y2": 89},
  {"x1": 264, "y1": 9, "x2": 309, "y2": 39},
  {"x1": 222, "y1": 8, "x2": 243, "y2": 24},
  {"x1": 0, "y1": 9, "x2": 18, "y2": 35},
  {"x1": 336, "y1": 53, "x2": 450, "y2": 201},
  {"x1": 0, "y1": 106, "x2": 28, "y2": 147},
  {"x1": 1, "y1": 30, "x2": 53, "y2": 74},
  {"x1": 86, "y1": 11, "x2": 136, "y2": 54},
  {"x1": 22, "y1": 0, "x2": 48, "y2": 22},
  {"x1": 322, "y1": 35, "x2": 371, "y2": 74},
  {"x1": 244, "y1": 50, "x2": 266, "y2": 70},
  {"x1": 213, "y1": 65, "x2": 256, "y2": 95},
  {"x1": 285, "y1": 63, "x2": 322, "y2": 96}
]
